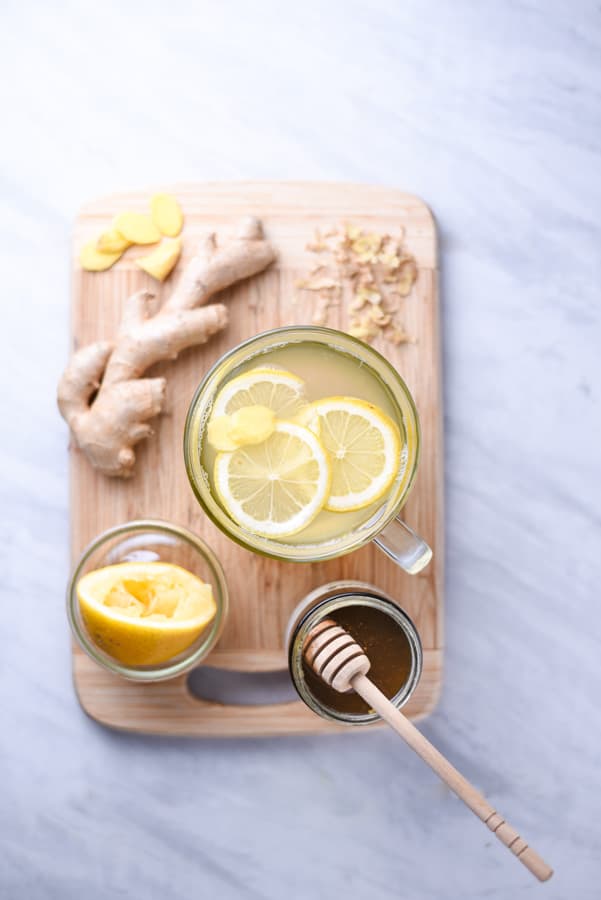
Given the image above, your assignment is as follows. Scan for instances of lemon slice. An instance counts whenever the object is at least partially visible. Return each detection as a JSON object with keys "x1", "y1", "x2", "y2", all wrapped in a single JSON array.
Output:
[
  {"x1": 77, "y1": 562, "x2": 217, "y2": 666},
  {"x1": 310, "y1": 396, "x2": 401, "y2": 512},
  {"x1": 214, "y1": 422, "x2": 331, "y2": 537},
  {"x1": 211, "y1": 368, "x2": 305, "y2": 419}
]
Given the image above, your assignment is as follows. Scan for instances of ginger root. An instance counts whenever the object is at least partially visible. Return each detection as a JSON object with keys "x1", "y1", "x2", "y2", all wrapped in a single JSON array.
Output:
[{"x1": 58, "y1": 217, "x2": 276, "y2": 477}]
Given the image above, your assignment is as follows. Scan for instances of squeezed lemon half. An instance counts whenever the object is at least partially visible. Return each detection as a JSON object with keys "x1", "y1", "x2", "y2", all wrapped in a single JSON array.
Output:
[
  {"x1": 214, "y1": 421, "x2": 331, "y2": 537},
  {"x1": 309, "y1": 396, "x2": 401, "y2": 512},
  {"x1": 211, "y1": 368, "x2": 306, "y2": 418},
  {"x1": 77, "y1": 562, "x2": 217, "y2": 666}
]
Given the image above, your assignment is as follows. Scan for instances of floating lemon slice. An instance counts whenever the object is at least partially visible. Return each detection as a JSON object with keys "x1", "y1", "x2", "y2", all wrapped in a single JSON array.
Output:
[
  {"x1": 214, "y1": 421, "x2": 331, "y2": 537},
  {"x1": 211, "y1": 368, "x2": 305, "y2": 419},
  {"x1": 77, "y1": 562, "x2": 217, "y2": 666},
  {"x1": 310, "y1": 396, "x2": 401, "y2": 512}
]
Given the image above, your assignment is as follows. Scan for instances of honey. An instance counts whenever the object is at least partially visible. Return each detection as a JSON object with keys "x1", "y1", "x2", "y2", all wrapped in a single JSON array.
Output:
[
  {"x1": 302, "y1": 603, "x2": 414, "y2": 716},
  {"x1": 287, "y1": 581, "x2": 422, "y2": 725}
]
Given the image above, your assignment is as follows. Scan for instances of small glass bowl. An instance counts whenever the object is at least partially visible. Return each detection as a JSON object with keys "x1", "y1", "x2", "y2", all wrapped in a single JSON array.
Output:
[{"x1": 67, "y1": 519, "x2": 228, "y2": 682}]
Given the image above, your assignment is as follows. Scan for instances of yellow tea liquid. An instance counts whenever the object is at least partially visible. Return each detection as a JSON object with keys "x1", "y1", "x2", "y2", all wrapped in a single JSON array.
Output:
[{"x1": 200, "y1": 340, "x2": 410, "y2": 546}]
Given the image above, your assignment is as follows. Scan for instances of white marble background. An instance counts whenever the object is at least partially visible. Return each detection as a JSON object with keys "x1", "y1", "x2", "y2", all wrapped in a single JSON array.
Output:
[{"x1": 1, "y1": 1, "x2": 600, "y2": 897}]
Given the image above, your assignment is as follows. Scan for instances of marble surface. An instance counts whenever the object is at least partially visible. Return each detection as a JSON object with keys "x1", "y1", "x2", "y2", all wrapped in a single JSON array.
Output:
[{"x1": 1, "y1": 1, "x2": 600, "y2": 897}]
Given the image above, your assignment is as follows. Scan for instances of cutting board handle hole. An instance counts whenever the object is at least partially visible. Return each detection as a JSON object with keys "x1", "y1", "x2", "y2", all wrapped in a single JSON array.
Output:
[{"x1": 187, "y1": 666, "x2": 298, "y2": 706}]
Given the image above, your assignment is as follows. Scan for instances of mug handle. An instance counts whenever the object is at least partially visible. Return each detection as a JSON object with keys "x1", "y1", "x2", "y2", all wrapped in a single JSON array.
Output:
[{"x1": 374, "y1": 517, "x2": 432, "y2": 574}]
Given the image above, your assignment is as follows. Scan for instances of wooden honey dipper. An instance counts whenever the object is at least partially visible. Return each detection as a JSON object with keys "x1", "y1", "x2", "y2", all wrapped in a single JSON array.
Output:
[{"x1": 304, "y1": 619, "x2": 553, "y2": 883}]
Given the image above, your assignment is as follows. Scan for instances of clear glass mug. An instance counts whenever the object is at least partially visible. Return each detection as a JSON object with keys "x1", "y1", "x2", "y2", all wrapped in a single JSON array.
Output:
[{"x1": 184, "y1": 326, "x2": 431, "y2": 573}]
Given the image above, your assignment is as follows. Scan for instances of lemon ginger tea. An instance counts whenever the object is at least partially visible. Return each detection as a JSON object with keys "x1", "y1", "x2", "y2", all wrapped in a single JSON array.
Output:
[
  {"x1": 184, "y1": 327, "x2": 425, "y2": 566},
  {"x1": 201, "y1": 343, "x2": 409, "y2": 544}
]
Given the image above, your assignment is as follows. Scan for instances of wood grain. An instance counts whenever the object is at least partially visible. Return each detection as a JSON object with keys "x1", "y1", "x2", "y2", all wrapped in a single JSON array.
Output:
[{"x1": 69, "y1": 182, "x2": 443, "y2": 737}]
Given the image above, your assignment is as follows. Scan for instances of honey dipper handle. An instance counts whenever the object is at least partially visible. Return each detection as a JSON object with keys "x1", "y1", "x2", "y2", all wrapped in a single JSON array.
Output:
[{"x1": 351, "y1": 674, "x2": 553, "y2": 883}]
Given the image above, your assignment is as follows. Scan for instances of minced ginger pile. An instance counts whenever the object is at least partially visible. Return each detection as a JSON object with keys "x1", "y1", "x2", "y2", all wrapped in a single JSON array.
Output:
[{"x1": 296, "y1": 223, "x2": 418, "y2": 345}]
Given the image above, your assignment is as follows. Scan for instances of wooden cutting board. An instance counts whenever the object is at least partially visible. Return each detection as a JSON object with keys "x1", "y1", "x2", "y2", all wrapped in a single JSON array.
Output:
[{"x1": 69, "y1": 182, "x2": 443, "y2": 736}]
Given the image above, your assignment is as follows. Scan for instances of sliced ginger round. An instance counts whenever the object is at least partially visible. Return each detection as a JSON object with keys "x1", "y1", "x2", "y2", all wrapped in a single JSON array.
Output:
[
  {"x1": 96, "y1": 229, "x2": 132, "y2": 254},
  {"x1": 80, "y1": 241, "x2": 124, "y2": 272},
  {"x1": 151, "y1": 193, "x2": 184, "y2": 237},
  {"x1": 136, "y1": 237, "x2": 182, "y2": 282},
  {"x1": 208, "y1": 405, "x2": 276, "y2": 451},
  {"x1": 113, "y1": 212, "x2": 161, "y2": 245},
  {"x1": 77, "y1": 562, "x2": 217, "y2": 666}
]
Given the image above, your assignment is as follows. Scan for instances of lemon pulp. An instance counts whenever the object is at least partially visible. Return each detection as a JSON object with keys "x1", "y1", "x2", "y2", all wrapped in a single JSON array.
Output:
[{"x1": 77, "y1": 562, "x2": 217, "y2": 666}]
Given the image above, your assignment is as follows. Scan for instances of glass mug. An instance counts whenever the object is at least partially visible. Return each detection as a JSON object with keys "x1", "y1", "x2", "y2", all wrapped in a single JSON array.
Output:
[{"x1": 184, "y1": 326, "x2": 431, "y2": 573}]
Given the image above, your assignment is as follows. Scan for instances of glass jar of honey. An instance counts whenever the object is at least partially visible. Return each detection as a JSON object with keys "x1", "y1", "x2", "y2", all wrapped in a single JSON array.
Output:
[{"x1": 286, "y1": 581, "x2": 423, "y2": 725}]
